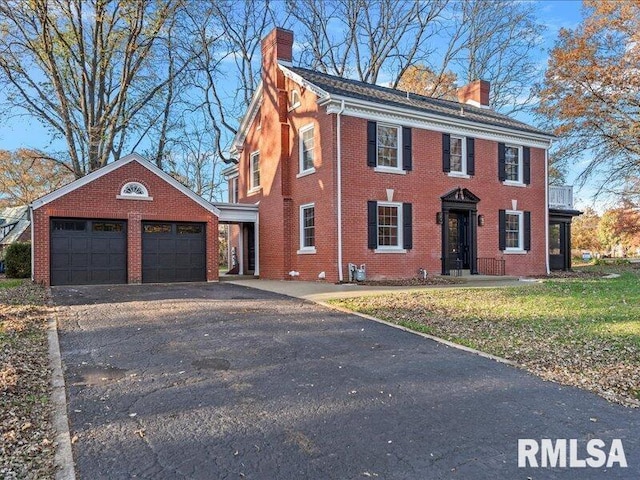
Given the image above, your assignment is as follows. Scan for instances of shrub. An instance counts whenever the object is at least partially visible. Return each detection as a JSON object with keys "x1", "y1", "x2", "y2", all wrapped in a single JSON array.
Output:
[{"x1": 5, "y1": 242, "x2": 31, "y2": 278}]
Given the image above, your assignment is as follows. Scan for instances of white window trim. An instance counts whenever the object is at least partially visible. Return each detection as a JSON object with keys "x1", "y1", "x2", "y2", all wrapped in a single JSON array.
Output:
[
  {"x1": 249, "y1": 150, "x2": 261, "y2": 193},
  {"x1": 229, "y1": 176, "x2": 239, "y2": 203},
  {"x1": 298, "y1": 123, "x2": 316, "y2": 175},
  {"x1": 289, "y1": 89, "x2": 301, "y2": 111},
  {"x1": 298, "y1": 203, "x2": 316, "y2": 254},
  {"x1": 376, "y1": 123, "x2": 403, "y2": 172},
  {"x1": 117, "y1": 181, "x2": 153, "y2": 201},
  {"x1": 504, "y1": 210, "x2": 525, "y2": 253},
  {"x1": 503, "y1": 144, "x2": 524, "y2": 186},
  {"x1": 448, "y1": 135, "x2": 467, "y2": 176},
  {"x1": 375, "y1": 201, "x2": 404, "y2": 252}
]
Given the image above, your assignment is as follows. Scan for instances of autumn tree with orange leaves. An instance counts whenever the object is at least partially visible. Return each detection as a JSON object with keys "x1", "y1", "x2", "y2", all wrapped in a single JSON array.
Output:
[
  {"x1": 0, "y1": 150, "x2": 73, "y2": 207},
  {"x1": 537, "y1": 0, "x2": 640, "y2": 196}
]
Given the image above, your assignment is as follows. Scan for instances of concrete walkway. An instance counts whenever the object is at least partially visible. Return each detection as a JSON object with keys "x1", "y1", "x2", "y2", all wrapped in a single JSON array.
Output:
[{"x1": 224, "y1": 276, "x2": 526, "y2": 302}]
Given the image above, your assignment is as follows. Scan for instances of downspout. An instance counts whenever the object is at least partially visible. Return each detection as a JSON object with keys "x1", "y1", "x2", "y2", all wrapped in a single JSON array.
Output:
[
  {"x1": 337, "y1": 100, "x2": 345, "y2": 282},
  {"x1": 545, "y1": 145, "x2": 550, "y2": 275},
  {"x1": 29, "y1": 205, "x2": 34, "y2": 281}
]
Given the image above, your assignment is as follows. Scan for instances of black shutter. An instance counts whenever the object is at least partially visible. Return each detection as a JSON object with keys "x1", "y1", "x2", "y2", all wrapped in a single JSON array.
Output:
[
  {"x1": 523, "y1": 147, "x2": 531, "y2": 185},
  {"x1": 498, "y1": 143, "x2": 506, "y2": 181},
  {"x1": 499, "y1": 209, "x2": 506, "y2": 251},
  {"x1": 524, "y1": 211, "x2": 531, "y2": 251},
  {"x1": 402, "y1": 203, "x2": 412, "y2": 250},
  {"x1": 367, "y1": 121, "x2": 377, "y2": 167},
  {"x1": 402, "y1": 127, "x2": 412, "y2": 171},
  {"x1": 442, "y1": 133, "x2": 450, "y2": 172},
  {"x1": 367, "y1": 201, "x2": 377, "y2": 249},
  {"x1": 466, "y1": 137, "x2": 475, "y2": 176}
]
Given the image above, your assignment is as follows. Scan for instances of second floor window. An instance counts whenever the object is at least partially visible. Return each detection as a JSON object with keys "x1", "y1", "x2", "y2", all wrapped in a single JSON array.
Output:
[
  {"x1": 250, "y1": 151, "x2": 260, "y2": 190},
  {"x1": 450, "y1": 136, "x2": 465, "y2": 173},
  {"x1": 377, "y1": 124, "x2": 400, "y2": 169},
  {"x1": 299, "y1": 124, "x2": 315, "y2": 173},
  {"x1": 504, "y1": 145, "x2": 521, "y2": 182}
]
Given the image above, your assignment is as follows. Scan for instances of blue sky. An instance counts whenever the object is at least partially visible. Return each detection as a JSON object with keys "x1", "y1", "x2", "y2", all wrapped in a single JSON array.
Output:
[{"x1": 0, "y1": 1, "x2": 596, "y2": 206}]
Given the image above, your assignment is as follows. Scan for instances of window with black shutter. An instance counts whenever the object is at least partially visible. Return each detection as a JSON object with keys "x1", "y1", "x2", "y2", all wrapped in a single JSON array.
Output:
[
  {"x1": 402, "y1": 203, "x2": 412, "y2": 249},
  {"x1": 402, "y1": 127, "x2": 412, "y2": 171},
  {"x1": 442, "y1": 133, "x2": 451, "y2": 172},
  {"x1": 466, "y1": 137, "x2": 475, "y2": 176}
]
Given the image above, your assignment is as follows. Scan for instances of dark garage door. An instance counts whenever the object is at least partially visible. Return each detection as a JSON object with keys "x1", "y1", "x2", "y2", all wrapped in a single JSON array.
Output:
[
  {"x1": 142, "y1": 222, "x2": 206, "y2": 283},
  {"x1": 51, "y1": 219, "x2": 127, "y2": 286}
]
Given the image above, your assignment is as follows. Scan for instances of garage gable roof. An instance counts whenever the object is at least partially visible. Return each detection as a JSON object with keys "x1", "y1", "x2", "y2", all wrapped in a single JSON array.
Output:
[{"x1": 30, "y1": 153, "x2": 221, "y2": 216}]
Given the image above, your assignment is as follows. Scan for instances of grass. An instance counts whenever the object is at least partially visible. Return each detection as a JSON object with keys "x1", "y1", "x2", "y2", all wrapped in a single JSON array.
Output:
[
  {"x1": 0, "y1": 278, "x2": 26, "y2": 289},
  {"x1": 330, "y1": 263, "x2": 640, "y2": 406},
  {"x1": 0, "y1": 281, "x2": 55, "y2": 479}
]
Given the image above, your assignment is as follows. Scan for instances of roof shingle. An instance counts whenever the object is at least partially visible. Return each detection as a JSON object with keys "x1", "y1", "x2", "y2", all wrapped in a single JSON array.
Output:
[{"x1": 287, "y1": 66, "x2": 549, "y2": 137}]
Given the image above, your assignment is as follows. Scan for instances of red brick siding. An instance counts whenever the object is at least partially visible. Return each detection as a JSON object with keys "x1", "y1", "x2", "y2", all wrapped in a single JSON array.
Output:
[
  {"x1": 33, "y1": 161, "x2": 219, "y2": 285},
  {"x1": 340, "y1": 118, "x2": 547, "y2": 278}
]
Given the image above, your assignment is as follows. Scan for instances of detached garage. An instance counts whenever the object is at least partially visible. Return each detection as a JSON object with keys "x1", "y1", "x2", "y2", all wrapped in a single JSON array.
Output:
[{"x1": 31, "y1": 154, "x2": 221, "y2": 286}]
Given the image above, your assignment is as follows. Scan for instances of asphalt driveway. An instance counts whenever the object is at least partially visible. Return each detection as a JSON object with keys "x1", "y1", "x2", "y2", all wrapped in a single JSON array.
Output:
[{"x1": 53, "y1": 283, "x2": 639, "y2": 479}]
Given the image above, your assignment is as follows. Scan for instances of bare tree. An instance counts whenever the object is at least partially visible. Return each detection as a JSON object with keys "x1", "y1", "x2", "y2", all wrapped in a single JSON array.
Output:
[
  {"x1": 0, "y1": 0, "x2": 184, "y2": 177},
  {"x1": 287, "y1": 0, "x2": 448, "y2": 85},
  {"x1": 452, "y1": 0, "x2": 542, "y2": 114},
  {"x1": 287, "y1": 0, "x2": 543, "y2": 114},
  {"x1": 181, "y1": 0, "x2": 281, "y2": 163},
  {"x1": 163, "y1": 120, "x2": 227, "y2": 202}
]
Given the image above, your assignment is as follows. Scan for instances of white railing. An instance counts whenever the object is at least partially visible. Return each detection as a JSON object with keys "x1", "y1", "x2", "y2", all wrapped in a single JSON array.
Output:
[{"x1": 549, "y1": 185, "x2": 573, "y2": 209}]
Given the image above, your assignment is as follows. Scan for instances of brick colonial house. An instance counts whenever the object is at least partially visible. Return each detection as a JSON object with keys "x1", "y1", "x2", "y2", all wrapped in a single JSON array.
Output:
[{"x1": 224, "y1": 27, "x2": 579, "y2": 282}]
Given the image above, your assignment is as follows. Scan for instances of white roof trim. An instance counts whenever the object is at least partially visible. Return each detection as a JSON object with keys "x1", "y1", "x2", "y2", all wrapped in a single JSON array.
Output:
[
  {"x1": 324, "y1": 96, "x2": 553, "y2": 149},
  {"x1": 30, "y1": 153, "x2": 221, "y2": 217},
  {"x1": 231, "y1": 82, "x2": 264, "y2": 155},
  {"x1": 278, "y1": 64, "x2": 329, "y2": 99}
]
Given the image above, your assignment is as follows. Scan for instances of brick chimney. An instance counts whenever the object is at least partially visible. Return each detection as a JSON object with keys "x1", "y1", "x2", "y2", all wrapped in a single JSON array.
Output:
[
  {"x1": 457, "y1": 80, "x2": 490, "y2": 108},
  {"x1": 261, "y1": 28, "x2": 293, "y2": 80}
]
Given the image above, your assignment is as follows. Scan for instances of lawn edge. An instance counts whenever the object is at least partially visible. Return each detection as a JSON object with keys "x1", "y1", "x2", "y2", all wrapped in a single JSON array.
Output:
[
  {"x1": 316, "y1": 300, "x2": 519, "y2": 367},
  {"x1": 47, "y1": 314, "x2": 76, "y2": 480}
]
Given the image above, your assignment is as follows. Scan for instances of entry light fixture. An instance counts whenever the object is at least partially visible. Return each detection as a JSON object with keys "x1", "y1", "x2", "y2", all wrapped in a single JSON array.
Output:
[
  {"x1": 478, "y1": 214, "x2": 485, "y2": 227},
  {"x1": 436, "y1": 212, "x2": 443, "y2": 225}
]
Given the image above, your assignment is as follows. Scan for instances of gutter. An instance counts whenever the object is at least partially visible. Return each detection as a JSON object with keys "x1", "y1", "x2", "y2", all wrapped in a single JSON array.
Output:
[
  {"x1": 29, "y1": 205, "x2": 34, "y2": 281},
  {"x1": 336, "y1": 99, "x2": 345, "y2": 282},
  {"x1": 545, "y1": 148, "x2": 550, "y2": 275}
]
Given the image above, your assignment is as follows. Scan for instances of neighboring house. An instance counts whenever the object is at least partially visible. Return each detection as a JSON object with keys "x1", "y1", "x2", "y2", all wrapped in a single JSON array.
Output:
[
  {"x1": 30, "y1": 153, "x2": 256, "y2": 286},
  {"x1": 224, "y1": 27, "x2": 579, "y2": 282},
  {"x1": 0, "y1": 205, "x2": 31, "y2": 254}
]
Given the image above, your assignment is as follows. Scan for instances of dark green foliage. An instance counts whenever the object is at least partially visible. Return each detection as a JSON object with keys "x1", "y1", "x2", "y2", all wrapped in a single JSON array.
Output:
[{"x1": 5, "y1": 242, "x2": 31, "y2": 278}]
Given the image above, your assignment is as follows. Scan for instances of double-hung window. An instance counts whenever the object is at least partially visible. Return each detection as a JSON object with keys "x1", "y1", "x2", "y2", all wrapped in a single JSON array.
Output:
[
  {"x1": 449, "y1": 136, "x2": 466, "y2": 174},
  {"x1": 499, "y1": 209, "x2": 531, "y2": 252},
  {"x1": 298, "y1": 203, "x2": 316, "y2": 253},
  {"x1": 376, "y1": 202, "x2": 403, "y2": 250},
  {"x1": 504, "y1": 145, "x2": 521, "y2": 183},
  {"x1": 505, "y1": 211, "x2": 522, "y2": 250},
  {"x1": 249, "y1": 151, "x2": 260, "y2": 191},
  {"x1": 376, "y1": 124, "x2": 401, "y2": 170},
  {"x1": 299, "y1": 124, "x2": 315, "y2": 174}
]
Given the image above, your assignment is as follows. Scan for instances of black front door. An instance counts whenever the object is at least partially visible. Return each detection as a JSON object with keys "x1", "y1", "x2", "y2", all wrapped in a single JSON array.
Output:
[{"x1": 447, "y1": 211, "x2": 470, "y2": 271}]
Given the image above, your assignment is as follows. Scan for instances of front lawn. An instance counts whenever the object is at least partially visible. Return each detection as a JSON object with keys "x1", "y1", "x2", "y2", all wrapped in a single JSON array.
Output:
[
  {"x1": 331, "y1": 265, "x2": 640, "y2": 406},
  {"x1": 0, "y1": 280, "x2": 56, "y2": 479}
]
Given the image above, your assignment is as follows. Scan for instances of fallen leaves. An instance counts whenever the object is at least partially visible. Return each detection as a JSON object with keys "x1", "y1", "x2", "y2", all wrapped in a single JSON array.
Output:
[
  {"x1": 332, "y1": 270, "x2": 640, "y2": 407},
  {"x1": 0, "y1": 281, "x2": 56, "y2": 479}
]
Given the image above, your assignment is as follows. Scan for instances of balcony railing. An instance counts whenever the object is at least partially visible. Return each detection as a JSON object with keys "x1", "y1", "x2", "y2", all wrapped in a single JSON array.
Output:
[{"x1": 549, "y1": 185, "x2": 574, "y2": 210}]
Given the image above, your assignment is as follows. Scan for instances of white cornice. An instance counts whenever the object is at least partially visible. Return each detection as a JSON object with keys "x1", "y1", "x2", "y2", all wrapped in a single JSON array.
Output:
[
  {"x1": 231, "y1": 82, "x2": 264, "y2": 155},
  {"x1": 278, "y1": 64, "x2": 329, "y2": 99},
  {"x1": 324, "y1": 97, "x2": 552, "y2": 149}
]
